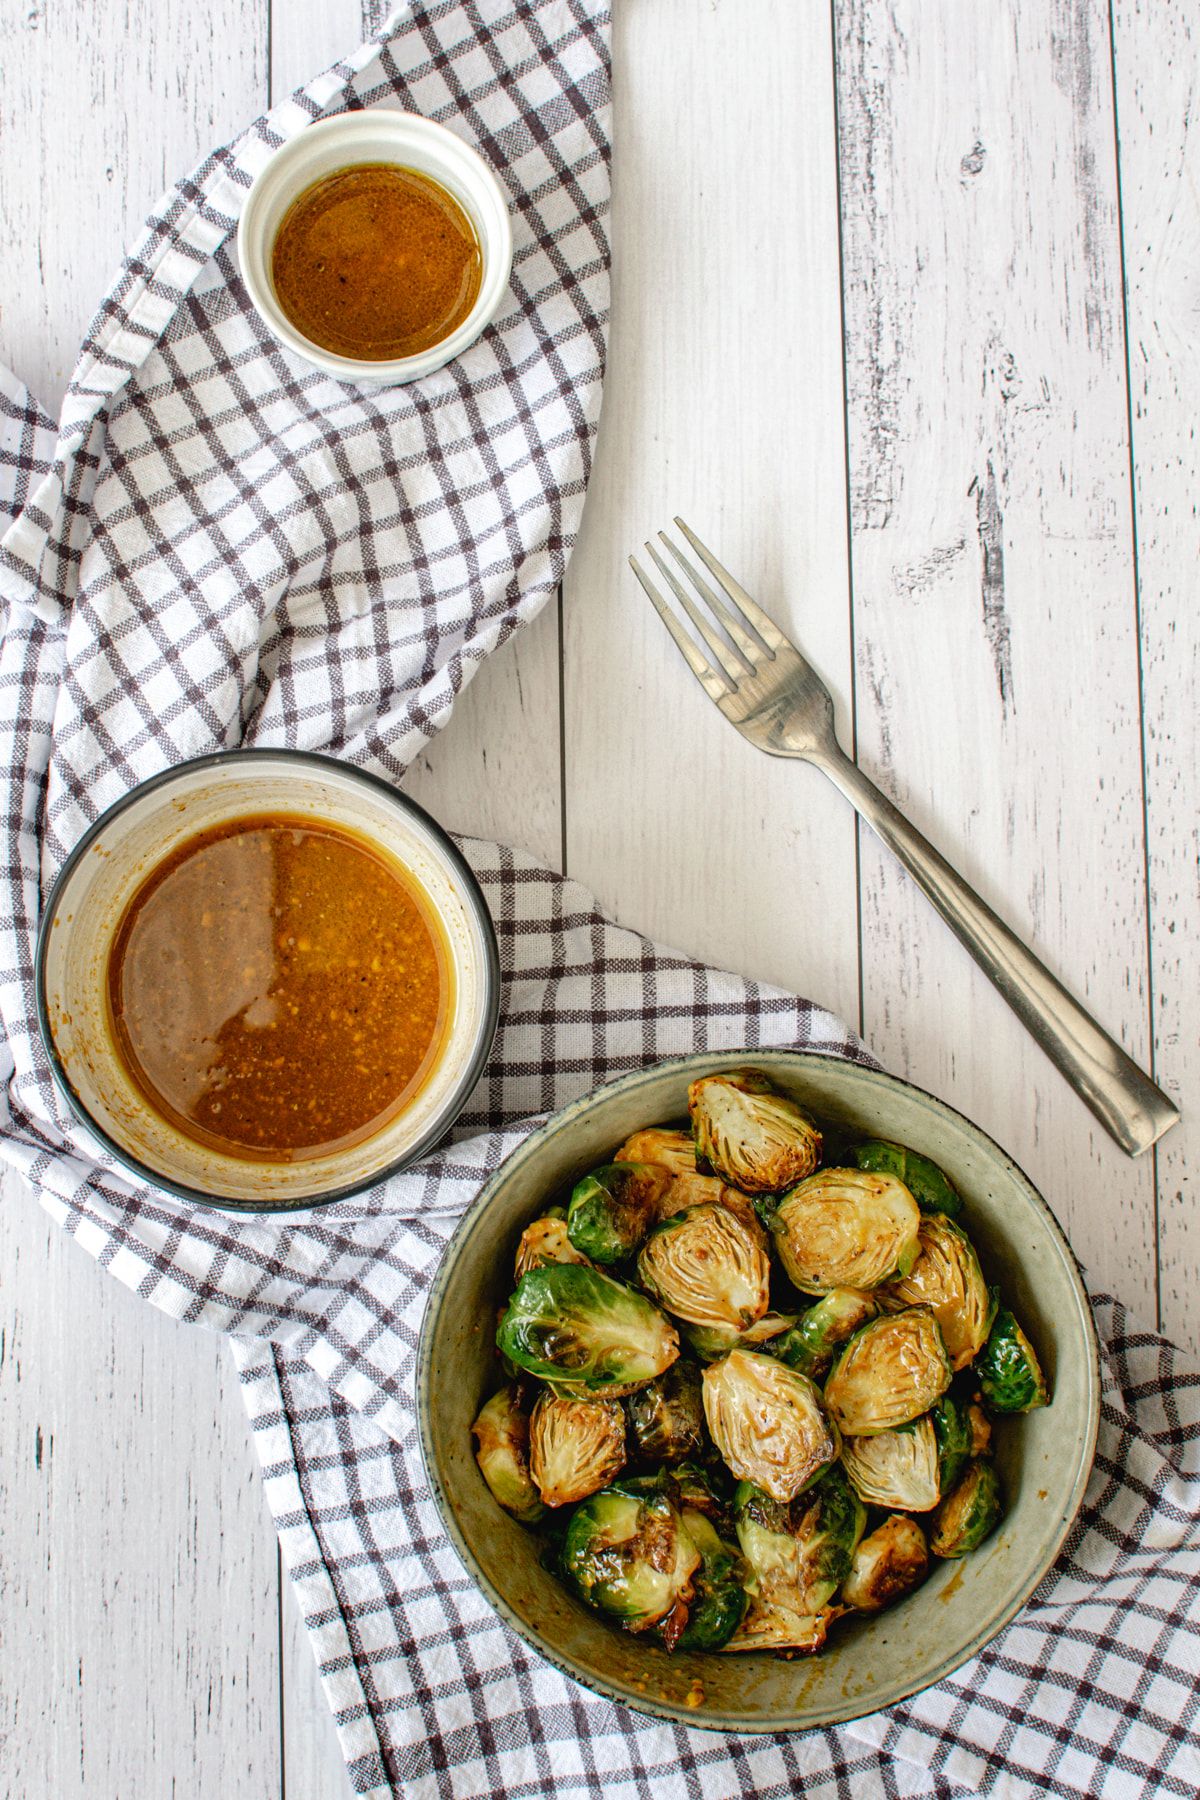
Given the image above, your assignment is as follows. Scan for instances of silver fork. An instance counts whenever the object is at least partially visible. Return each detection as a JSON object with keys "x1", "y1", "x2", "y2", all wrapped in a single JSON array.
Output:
[{"x1": 631, "y1": 517, "x2": 1179, "y2": 1158}]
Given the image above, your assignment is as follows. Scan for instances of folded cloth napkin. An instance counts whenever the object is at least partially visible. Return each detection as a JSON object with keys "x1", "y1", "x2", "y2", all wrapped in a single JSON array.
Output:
[{"x1": 0, "y1": 5, "x2": 1197, "y2": 1798}]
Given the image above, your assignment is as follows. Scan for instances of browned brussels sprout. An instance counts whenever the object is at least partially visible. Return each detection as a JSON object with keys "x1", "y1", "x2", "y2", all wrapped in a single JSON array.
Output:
[
  {"x1": 885, "y1": 1214, "x2": 993, "y2": 1371},
  {"x1": 496, "y1": 1265, "x2": 679, "y2": 1396},
  {"x1": 842, "y1": 1514, "x2": 930, "y2": 1612},
  {"x1": 703, "y1": 1349, "x2": 840, "y2": 1502},
  {"x1": 930, "y1": 1458, "x2": 1004, "y2": 1558},
  {"x1": 688, "y1": 1069, "x2": 822, "y2": 1194},
  {"x1": 529, "y1": 1391, "x2": 626, "y2": 1508},
  {"x1": 824, "y1": 1308, "x2": 952, "y2": 1436},
  {"x1": 638, "y1": 1203, "x2": 771, "y2": 1332},
  {"x1": 768, "y1": 1169, "x2": 921, "y2": 1294},
  {"x1": 681, "y1": 1311, "x2": 798, "y2": 1363},
  {"x1": 471, "y1": 1384, "x2": 544, "y2": 1524},
  {"x1": 562, "y1": 1477, "x2": 700, "y2": 1644},
  {"x1": 626, "y1": 1360, "x2": 705, "y2": 1464},
  {"x1": 566, "y1": 1162, "x2": 674, "y2": 1264},
  {"x1": 841, "y1": 1417, "x2": 941, "y2": 1512},
  {"x1": 514, "y1": 1211, "x2": 591, "y2": 1280},
  {"x1": 675, "y1": 1509, "x2": 747, "y2": 1651}
]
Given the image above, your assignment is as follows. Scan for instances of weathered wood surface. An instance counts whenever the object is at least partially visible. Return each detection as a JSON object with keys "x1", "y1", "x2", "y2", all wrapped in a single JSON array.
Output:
[{"x1": 1, "y1": 0, "x2": 1196, "y2": 1795}]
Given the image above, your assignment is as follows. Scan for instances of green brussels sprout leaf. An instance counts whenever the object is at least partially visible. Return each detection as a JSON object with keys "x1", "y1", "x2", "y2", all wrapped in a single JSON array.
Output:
[
  {"x1": 497, "y1": 1264, "x2": 679, "y2": 1395},
  {"x1": 930, "y1": 1457, "x2": 1004, "y2": 1558},
  {"x1": 976, "y1": 1307, "x2": 1050, "y2": 1414},
  {"x1": 566, "y1": 1162, "x2": 674, "y2": 1264},
  {"x1": 851, "y1": 1139, "x2": 963, "y2": 1217}
]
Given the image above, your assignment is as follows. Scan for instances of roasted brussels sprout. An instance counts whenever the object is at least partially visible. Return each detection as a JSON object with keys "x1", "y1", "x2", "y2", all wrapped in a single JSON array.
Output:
[
  {"x1": 722, "y1": 1594, "x2": 843, "y2": 1653},
  {"x1": 766, "y1": 1288, "x2": 879, "y2": 1379},
  {"x1": 885, "y1": 1215, "x2": 994, "y2": 1371},
  {"x1": 496, "y1": 1265, "x2": 679, "y2": 1395},
  {"x1": 616, "y1": 1128, "x2": 700, "y2": 1175},
  {"x1": 662, "y1": 1172, "x2": 765, "y2": 1238},
  {"x1": 768, "y1": 1169, "x2": 921, "y2": 1294},
  {"x1": 529, "y1": 1391, "x2": 626, "y2": 1507},
  {"x1": 638, "y1": 1203, "x2": 771, "y2": 1331},
  {"x1": 850, "y1": 1139, "x2": 963, "y2": 1218},
  {"x1": 842, "y1": 1514, "x2": 930, "y2": 1612},
  {"x1": 681, "y1": 1311, "x2": 797, "y2": 1363},
  {"x1": 675, "y1": 1509, "x2": 748, "y2": 1651},
  {"x1": 566, "y1": 1162, "x2": 674, "y2": 1264},
  {"x1": 471, "y1": 1385, "x2": 545, "y2": 1524},
  {"x1": 562, "y1": 1478, "x2": 700, "y2": 1642},
  {"x1": 967, "y1": 1400, "x2": 992, "y2": 1454},
  {"x1": 841, "y1": 1416, "x2": 941, "y2": 1511},
  {"x1": 704, "y1": 1350, "x2": 840, "y2": 1502},
  {"x1": 930, "y1": 1457, "x2": 1004, "y2": 1558},
  {"x1": 515, "y1": 1211, "x2": 591, "y2": 1279},
  {"x1": 735, "y1": 1465, "x2": 865, "y2": 1614},
  {"x1": 824, "y1": 1307, "x2": 952, "y2": 1436},
  {"x1": 688, "y1": 1069, "x2": 822, "y2": 1194},
  {"x1": 669, "y1": 1460, "x2": 731, "y2": 1525},
  {"x1": 929, "y1": 1390, "x2": 973, "y2": 1494},
  {"x1": 976, "y1": 1307, "x2": 1050, "y2": 1414},
  {"x1": 626, "y1": 1360, "x2": 705, "y2": 1464}
]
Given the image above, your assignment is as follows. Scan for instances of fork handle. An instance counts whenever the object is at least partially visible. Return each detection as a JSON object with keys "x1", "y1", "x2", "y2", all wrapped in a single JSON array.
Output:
[{"x1": 815, "y1": 744, "x2": 1179, "y2": 1157}]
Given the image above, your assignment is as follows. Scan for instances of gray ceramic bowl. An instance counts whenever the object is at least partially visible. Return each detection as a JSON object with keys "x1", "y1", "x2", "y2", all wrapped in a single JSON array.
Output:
[{"x1": 417, "y1": 1049, "x2": 1100, "y2": 1732}]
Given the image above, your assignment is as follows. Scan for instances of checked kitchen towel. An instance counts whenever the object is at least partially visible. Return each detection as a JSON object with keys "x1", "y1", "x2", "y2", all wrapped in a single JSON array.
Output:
[{"x1": 0, "y1": 4, "x2": 1197, "y2": 1797}]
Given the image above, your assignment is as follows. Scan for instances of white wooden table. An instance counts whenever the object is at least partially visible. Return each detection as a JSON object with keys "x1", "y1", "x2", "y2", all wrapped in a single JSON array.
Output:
[{"x1": 2, "y1": 1, "x2": 1195, "y2": 1793}]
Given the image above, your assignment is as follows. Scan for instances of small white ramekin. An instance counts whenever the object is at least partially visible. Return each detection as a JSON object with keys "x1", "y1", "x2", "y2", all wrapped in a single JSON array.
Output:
[
  {"x1": 36, "y1": 752, "x2": 500, "y2": 1212},
  {"x1": 237, "y1": 111, "x2": 514, "y2": 385}
]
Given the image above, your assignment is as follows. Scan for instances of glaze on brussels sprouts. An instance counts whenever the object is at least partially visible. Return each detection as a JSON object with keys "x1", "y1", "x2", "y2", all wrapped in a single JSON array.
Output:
[
  {"x1": 626, "y1": 1360, "x2": 705, "y2": 1465},
  {"x1": 562, "y1": 1478, "x2": 700, "y2": 1642},
  {"x1": 515, "y1": 1212, "x2": 591, "y2": 1279},
  {"x1": 824, "y1": 1307, "x2": 952, "y2": 1436},
  {"x1": 766, "y1": 1288, "x2": 879, "y2": 1379},
  {"x1": 681, "y1": 1311, "x2": 797, "y2": 1363},
  {"x1": 566, "y1": 1162, "x2": 675, "y2": 1264},
  {"x1": 497, "y1": 1265, "x2": 679, "y2": 1395},
  {"x1": 675, "y1": 1509, "x2": 747, "y2": 1651},
  {"x1": 615, "y1": 1128, "x2": 699, "y2": 1177},
  {"x1": 842, "y1": 1514, "x2": 930, "y2": 1612},
  {"x1": 471, "y1": 1385, "x2": 544, "y2": 1524},
  {"x1": 930, "y1": 1458, "x2": 1004, "y2": 1558},
  {"x1": 734, "y1": 1466, "x2": 864, "y2": 1615},
  {"x1": 688, "y1": 1069, "x2": 822, "y2": 1194},
  {"x1": 638, "y1": 1203, "x2": 771, "y2": 1332},
  {"x1": 850, "y1": 1139, "x2": 963, "y2": 1217},
  {"x1": 720, "y1": 1593, "x2": 842, "y2": 1654},
  {"x1": 529, "y1": 1391, "x2": 626, "y2": 1507},
  {"x1": 841, "y1": 1417, "x2": 941, "y2": 1512},
  {"x1": 769, "y1": 1169, "x2": 922, "y2": 1295},
  {"x1": 976, "y1": 1307, "x2": 1050, "y2": 1414},
  {"x1": 704, "y1": 1351, "x2": 840, "y2": 1502},
  {"x1": 967, "y1": 1400, "x2": 992, "y2": 1454},
  {"x1": 885, "y1": 1215, "x2": 994, "y2": 1371}
]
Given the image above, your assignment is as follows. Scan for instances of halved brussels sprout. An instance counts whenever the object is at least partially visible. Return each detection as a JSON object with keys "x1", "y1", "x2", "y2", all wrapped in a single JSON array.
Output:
[
  {"x1": 735, "y1": 1466, "x2": 865, "y2": 1614},
  {"x1": 850, "y1": 1139, "x2": 963, "y2": 1217},
  {"x1": 976, "y1": 1307, "x2": 1050, "y2": 1413},
  {"x1": 967, "y1": 1400, "x2": 992, "y2": 1454},
  {"x1": 529, "y1": 1391, "x2": 626, "y2": 1507},
  {"x1": 515, "y1": 1211, "x2": 591, "y2": 1279},
  {"x1": 930, "y1": 1458, "x2": 1003, "y2": 1558},
  {"x1": 566, "y1": 1162, "x2": 674, "y2": 1264},
  {"x1": 688, "y1": 1069, "x2": 822, "y2": 1195},
  {"x1": 626, "y1": 1360, "x2": 705, "y2": 1464},
  {"x1": 704, "y1": 1349, "x2": 840, "y2": 1502},
  {"x1": 662, "y1": 1171, "x2": 765, "y2": 1238},
  {"x1": 616, "y1": 1128, "x2": 699, "y2": 1176},
  {"x1": 638, "y1": 1203, "x2": 771, "y2": 1331},
  {"x1": 842, "y1": 1514, "x2": 930, "y2": 1612},
  {"x1": 768, "y1": 1169, "x2": 922, "y2": 1295},
  {"x1": 766, "y1": 1288, "x2": 879, "y2": 1379},
  {"x1": 562, "y1": 1477, "x2": 700, "y2": 1642},
  {"x1": 720, "y1": 1593, "x2": 842, "y2": 1654},
  {"x1": 824, "y1": 1307, "x2": 952, "y2": 1436},
  {"x1": 471, "y1": 1385, "x2": 544, "y2": 1524},
  {"x1": 669, "y1": 1461, "x2": 731, "y2": 1526},
  {"x1": 675, "y1": 1509, "x2": 748, "y2": 1651},
  {"x1": 841, "y1": 1417, "x2": 941, "y2": 1511},
  {"x1": 929, "y1": 1391, "x2": 973, "y2": 1494},
  {"x1": 681, "y1": 1311, "x2": 797, "y2": 1364},
  {"x1": 885, "y1": 1215, "x2": 994, "y2": 1371},
  {"x1": 496, "y1": 1265, "x2": 679, "y2": 1395}
]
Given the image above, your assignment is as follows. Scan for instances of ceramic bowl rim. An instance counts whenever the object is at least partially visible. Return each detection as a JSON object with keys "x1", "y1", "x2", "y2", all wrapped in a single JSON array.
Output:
[
  {"x1": 416, "y1": 1047, "x2": 1101, "y2": 1733},
  {"x1": 34, "y1": 748, "x2": 501, "y2": 1215}
]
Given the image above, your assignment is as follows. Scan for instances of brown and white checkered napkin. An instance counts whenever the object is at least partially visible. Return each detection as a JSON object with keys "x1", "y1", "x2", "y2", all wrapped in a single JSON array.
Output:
[{"x1": 0, "y1": 5, "x2": 1197, "y2": 1796}]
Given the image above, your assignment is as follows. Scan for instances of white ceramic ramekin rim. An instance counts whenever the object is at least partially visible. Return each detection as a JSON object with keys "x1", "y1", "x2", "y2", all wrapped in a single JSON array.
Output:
[
  {"x1": 35, "y1": 750, "x2": 500, "y2": 1213},
  {"x1": 237, "y1": 110, "x2": 514, "y2": 385}
]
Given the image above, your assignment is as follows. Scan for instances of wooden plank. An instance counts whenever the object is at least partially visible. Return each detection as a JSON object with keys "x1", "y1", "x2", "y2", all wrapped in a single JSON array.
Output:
[
  {"x1": 0, "y1": 1170, "x2": 282, "y2": 1799},
  {"x1": 0, "y1": 3, "x2": 283, "y2": 1796},
  {"x1": 834, "y1": 0, "x2": 1158, "y2": 1315},
  {"x1": 1110, "y1": 0, "x2": 1200, "y2": 1351},
  {"x1": 562, "y1": 0, "x2": 859, "y2": 1027}
]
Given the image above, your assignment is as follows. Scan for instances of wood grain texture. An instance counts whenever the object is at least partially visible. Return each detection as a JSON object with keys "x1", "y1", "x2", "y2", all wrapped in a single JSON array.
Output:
[
  {"x1": 562, "y1": 0, "x2": 860, "y2": 1025},
  {"x1": 834, "y1": 0, "x2": 1158, "y2": 1316},
  {"x1": 1110, "y1": 0, "x2": 1200, "y2": 1351}
]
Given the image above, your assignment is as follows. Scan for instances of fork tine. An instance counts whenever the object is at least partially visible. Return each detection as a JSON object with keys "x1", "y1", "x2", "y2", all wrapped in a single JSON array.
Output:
[
  {"x1": 629, "y1": 554, "x2": 731, "y2": 702},
  {"x1": 659, "y1": 533, "x2": 768, "y2": 667},
  {"x1": 645, "y1": 541, "x2": 751, "y2": 682},
  {"x1": 673, "y1": 516, "x2": 789, "y2": 655}
]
